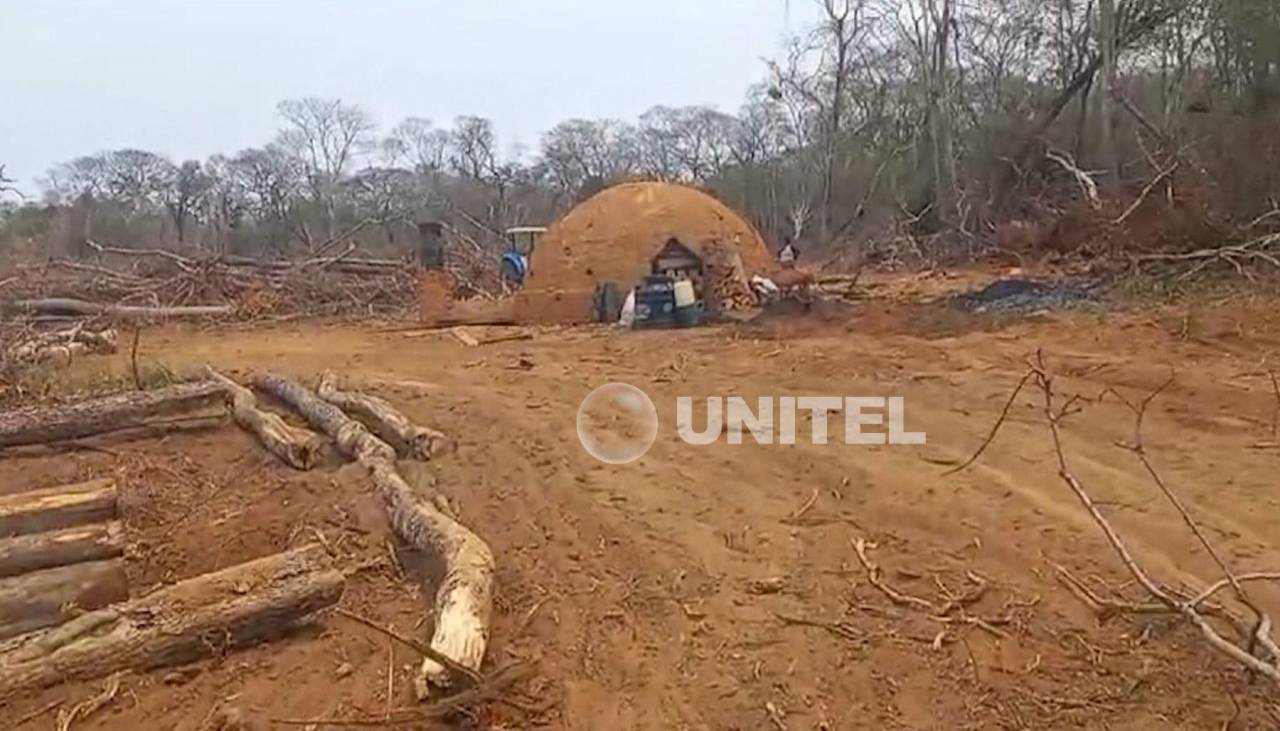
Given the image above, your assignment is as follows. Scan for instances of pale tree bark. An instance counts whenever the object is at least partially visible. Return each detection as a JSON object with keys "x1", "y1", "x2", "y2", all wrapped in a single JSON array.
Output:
[
  {"x1": 253, "y1": 373, "x2": 493, "y2": 699},
  {"x1": 1099, "y1": 0, "x2": 1122, "y2": 183},
  {"x1": 930, "y1": 0, "x2": 959, "y2": 222}
]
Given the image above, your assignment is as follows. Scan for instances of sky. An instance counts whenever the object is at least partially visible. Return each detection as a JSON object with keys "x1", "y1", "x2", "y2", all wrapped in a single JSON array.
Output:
[{"x1": 0, "y1": 0, "x2": 822, "y2": 192}]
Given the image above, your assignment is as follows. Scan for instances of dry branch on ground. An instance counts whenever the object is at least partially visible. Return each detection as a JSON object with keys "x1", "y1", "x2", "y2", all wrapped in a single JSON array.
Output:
[
  {"x1": 205, "y1": 367, "x2": 324, "y2": 469},
  {"x1": 316, "y1": 369, "x2": 451, "y2": 459},
  {"x1": 952, "y1": 352, "x2": 1280, "y2": 683}
]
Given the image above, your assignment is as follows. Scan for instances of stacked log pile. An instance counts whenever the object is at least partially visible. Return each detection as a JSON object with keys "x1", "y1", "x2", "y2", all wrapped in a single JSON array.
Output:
[
  {"x1": 0, "y1": 479, "x2": 128, "y2": 641},
  {"x1": 0, "y1": 372, "x2": 491, "y2": 704}
]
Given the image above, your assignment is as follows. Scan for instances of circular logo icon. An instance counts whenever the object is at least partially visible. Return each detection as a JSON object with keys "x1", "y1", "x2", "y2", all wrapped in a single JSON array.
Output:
[{"x1": 576, "y1": 383, "x2": 658, "y2": 464}]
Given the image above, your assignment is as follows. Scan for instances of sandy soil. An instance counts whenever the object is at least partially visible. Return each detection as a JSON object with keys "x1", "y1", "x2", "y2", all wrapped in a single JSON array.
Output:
[{"x1": 5, "y1": 275, "x2": 1280, "y2": 730}]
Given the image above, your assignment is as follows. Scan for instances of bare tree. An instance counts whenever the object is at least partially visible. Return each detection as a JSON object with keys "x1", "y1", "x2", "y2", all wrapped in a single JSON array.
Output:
[
  {"x1": 0, "y1": 164, "x2": 21, "y2": 200},
  {"x1": 447, "y1": 116, "x2": 499, "y2": 183},
  {"x1": 383, "y1": 117, "x2": 450, "y2": 174},
  {"x1": 276, "y1": 97, "x2": 375, "y2": 244},
  {"x1": 164, "y1": 160, "x2": 212, "y2": 243},
  {"x1": 539, "y1": 118, "x2": 638, "y2": 200}
]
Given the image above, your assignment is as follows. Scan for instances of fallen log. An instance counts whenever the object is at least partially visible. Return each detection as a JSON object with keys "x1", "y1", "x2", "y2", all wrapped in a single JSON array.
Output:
[
  {"x1": 205, "y1": 367, "x2": 324, "y2": 470},
  {"x1": 254, "y1": 373, "x2": 492, "y2": 698},
  {"x1": 0, "y1": 544, "x2": 342, "y2": 701},
  {"x1": 85, "y1": 240, "x2": 196, "y2": 271},
  {"x1": 316, "y1": 370, "x2": 450, "y2": 460},
  {"x1": 0, "y1": 521, "x2": 124, "y2": 578},
  {"x1": 0, "y1": 381, "x2": 223, "y2": 448},
  {"x1": 3, "y1": 298, "x2": 232, "y2": 320},
  {"x1": 0, "y1": 559, "x2": 129, "y2": 640},
  {"x1": 0, "y1": 479, "x2": 118, "y2": 537}
]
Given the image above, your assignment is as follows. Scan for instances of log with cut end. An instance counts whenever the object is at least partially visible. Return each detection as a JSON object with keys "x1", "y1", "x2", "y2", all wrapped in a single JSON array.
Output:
[
  {"x1": 0, "y1": 381, "x2": 223, "y2": 448},
  {"x1": 255, "y1": 373, "x2": 492, "y2": 698},
  {"x1": 0, "y1": 479, "x2": 117, "y2": 537},
  {"x1": 0, "y1": 521, "x2": 124, "y2": 578},
  {"x1": 205, "y1": 367, "x2": 324, "y2": 470},
  {"x1": 0, "y1": 544, "x2": 342, "y2": 701},
  {"x1": 316, "y1": 370, "x2": 451, "y2": 459},
  {"x1": 0, "y1": 558, "x2": 129, "y2": 640}
]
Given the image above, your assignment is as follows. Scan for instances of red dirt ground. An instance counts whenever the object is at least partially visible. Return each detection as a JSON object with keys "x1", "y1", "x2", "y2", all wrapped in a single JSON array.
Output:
[{"x1": 4, "y1": 272, "x2": 1280, "y2": 729}]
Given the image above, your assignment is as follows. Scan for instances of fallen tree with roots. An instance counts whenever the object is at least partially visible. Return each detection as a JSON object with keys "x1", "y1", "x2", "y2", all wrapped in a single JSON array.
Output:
[{"x1": 953, "y1": 350, "x2": 1280, "y2": 685}]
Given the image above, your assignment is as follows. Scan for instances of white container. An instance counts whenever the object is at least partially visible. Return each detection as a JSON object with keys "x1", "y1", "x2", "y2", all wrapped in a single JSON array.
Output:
[{"x1": 673, "y1": 280, "x2": 696, "y2": 308}]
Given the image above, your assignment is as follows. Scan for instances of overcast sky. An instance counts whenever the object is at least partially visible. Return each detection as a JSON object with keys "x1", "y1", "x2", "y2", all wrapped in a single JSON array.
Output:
[{"x1": 1, "y1": 0, "x2": 821, "y2": 191}]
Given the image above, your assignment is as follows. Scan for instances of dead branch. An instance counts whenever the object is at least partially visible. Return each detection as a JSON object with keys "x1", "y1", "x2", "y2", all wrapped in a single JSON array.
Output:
[
  {"x1": 1104, "y1": 378, "x2": 1280, "y2": 664},
  {"x1": 945, "y1": 370, "x2": 1033, "y2": 475},
  {"x1": 1113, "y1": 160, "x2": 1180, "y2": 225},
  {"x1": 85, "y1": 240, "x2": 196, "y2": 271},
  {"x1": 1135, "y1": 233, "x2": 1280, "y2": 279},
  {"x1": 253, "y1": 373, "x2": 493, "y2": 698},
  {"x1": 332, "y1": 607, "x2": 481, "y2": 685},
  {"x1": 1046, "y1": 150, "x2": 1102, "y2": 208},
  {"x1": 1026, "y1": 353, "x2": 1280, "y2": 683},
  {"x1": 4, "y1": 298, "x2": 232, "y2": 320},
  {"x1": 55, "y1": 673, "x2": 121, "y2": 731},
  {"x1": 205, "y1": 367, "x2": 324, "y2": 470},
  {"x1": 852, "y1": 538, "x2": 936, "y2": 612},
  {"x1": 316, "y1": 370, "x2": 450, "y2": 459}
]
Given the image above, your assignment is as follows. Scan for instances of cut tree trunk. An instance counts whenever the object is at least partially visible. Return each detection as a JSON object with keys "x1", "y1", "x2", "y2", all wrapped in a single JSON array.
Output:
[
  {"x1": 205, "y1": 367, "x2": 324, "y2": 470},
  {"x1": 254, "y1": 373, "x2": 492, "y2": 698},
  {"x1": 0, "y1": 521, "x2": 124, "y2": 578},
  {"x1": 0, "y1": 559, "x2": 128, "y2": 640},
  {"x1": 0, "y1": 479, "x2": 117, "y2": 537},
  {"x1": 0, "y1": 381, "x2": 223, "y2": 448},
  {"x1": 3, "y1": 298, "x2": 232, "y2": 320},
  {"x1": 0, "y1": 544, "x2": 342, "y2": 701},
  {"x1": 316, "y1": 370, "x2": 450, "y2": 459}
]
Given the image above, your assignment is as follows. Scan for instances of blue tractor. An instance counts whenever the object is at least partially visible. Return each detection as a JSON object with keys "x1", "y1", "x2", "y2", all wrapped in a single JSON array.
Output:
[{"x1": 499, "y1": 226, "x2": 546, "y2": 289}]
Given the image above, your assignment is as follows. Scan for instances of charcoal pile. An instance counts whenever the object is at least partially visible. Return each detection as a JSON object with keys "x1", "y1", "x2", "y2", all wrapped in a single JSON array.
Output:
[{"x1": 950, "y1": 278, "x2": 1100, "y2": 315}]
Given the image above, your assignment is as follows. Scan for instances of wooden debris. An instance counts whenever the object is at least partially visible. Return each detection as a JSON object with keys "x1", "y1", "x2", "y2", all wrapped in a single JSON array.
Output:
[
  {"x1": 0, "y1": 559, "x2": 129, "y2": 640},
  {"x1": 3, "y1": 298, "x2": 232, "y2": 320},
  {"x1": 0, "y1": 381, "x2": 223, "y2": 448},
  {"x1": 206, "y1": 367, "x2": 324, "y2": 470},
  {"x1": 316, "y1": 370, "x2": 451, "y2": 460},
  {"x1": 0, "y1": 479, "x2": 118, "y2": 537},
  {"x1": 0, "y1": 521, "x2": 124, "y2": 578},
  {"x1": 8, "y1": 328, "x2": 118, "y2": 364},
  {"x1": 254, "y1": 373, "x2": 493, "y2": 699},
  {"x1": 0, "y1": 544, "x2": 342, "y2": 701},
  {"x1": 450, "y1": 327, "x2": 480, "y2": 347}
]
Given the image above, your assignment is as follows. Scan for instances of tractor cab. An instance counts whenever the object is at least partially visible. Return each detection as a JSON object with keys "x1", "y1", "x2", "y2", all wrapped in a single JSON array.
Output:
[{"x1": 500, "y1": 226, "x2": 546, "y2": 288}]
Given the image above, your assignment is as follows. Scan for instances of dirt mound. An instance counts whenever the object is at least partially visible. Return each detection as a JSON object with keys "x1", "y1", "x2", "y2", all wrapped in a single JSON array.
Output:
[{"x1": 527, "y1": 182, "x2": 773, "y2": 292}]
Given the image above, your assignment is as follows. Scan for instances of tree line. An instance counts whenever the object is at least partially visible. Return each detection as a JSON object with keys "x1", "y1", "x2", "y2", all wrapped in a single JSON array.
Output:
[{"x1": 4, "y1": 0, "x2": 1278, "y2": 260}]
